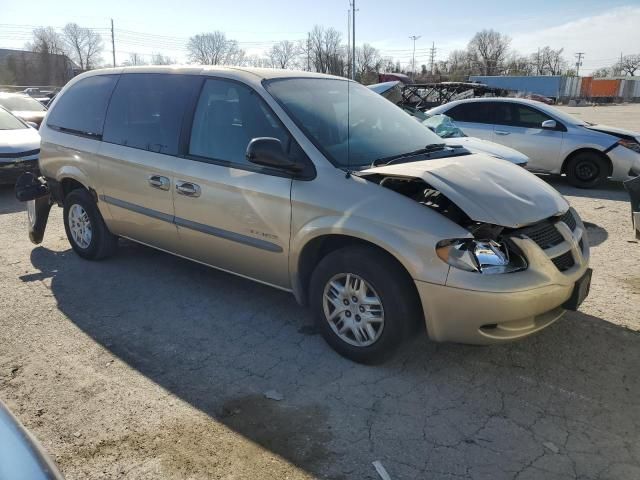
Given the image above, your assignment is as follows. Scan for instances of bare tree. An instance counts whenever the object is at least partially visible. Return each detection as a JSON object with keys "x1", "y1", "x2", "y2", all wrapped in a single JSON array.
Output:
[
  {"x1": 150, "y1": 53, "x2": 174, "y2": 65},
  {"x1": 186, "y1": 31, "x2": 245, "y2": 65},
  {"x1": 592, "y1": 67, "x2": 611, "y2": 78},
  {"x1": 245, "y1": 55, "x2": 271, "y2": 68},
  {"x1": 308, "y1": 25, "x2": 345, "y2": 75},
  {"x1": 505, "y1": 53, "x2": 534, "y2": 76},
  {"x1": 537, "y1": 46, "x2": 566, "y2": 75},
  {"x1": 124, "y1": 52, "x2": 147, "y2": 66},
  {"x1": 62, "y1": 23, "x2": 103, "y2": 70},
  {"x1": 355, "y1": 43, "x2": 382, "y2": 82},
  {"x1": 467, "y1": 29, "x2": 510, "y2": 75},
  {"x1": 24, "y1": 27, "x2": 71, "y2": 84},
  {"x1": 618, "y1": 54, "x2": 640, "y2": 76},
  {"x1": 268, "y1": 40, "x2": 300, "y2": 69}
]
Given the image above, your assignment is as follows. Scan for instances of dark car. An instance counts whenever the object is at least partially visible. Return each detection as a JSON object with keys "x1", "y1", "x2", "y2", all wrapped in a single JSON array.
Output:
[{"x1": 0, "y1": 93, "x2": 47, "y2": 127}]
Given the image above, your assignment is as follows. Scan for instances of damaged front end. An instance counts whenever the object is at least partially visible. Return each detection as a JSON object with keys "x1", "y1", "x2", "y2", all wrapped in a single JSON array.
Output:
[{"x1": 367, "y1": 174, "x2": 529, "y2": 274}]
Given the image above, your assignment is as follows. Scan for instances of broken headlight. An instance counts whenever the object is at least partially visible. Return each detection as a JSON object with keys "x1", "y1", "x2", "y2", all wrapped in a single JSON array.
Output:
[{"x1": 436, "y1": 239, "x2": 527, "y2": 274}]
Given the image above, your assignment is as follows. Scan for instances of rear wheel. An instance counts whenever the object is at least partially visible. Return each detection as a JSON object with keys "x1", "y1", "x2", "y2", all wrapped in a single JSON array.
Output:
[
  {"x1": 566, "y1": 152, "x2": 609, "y2": 188},
  {"x1": 63, "y1": 189, "x2": 117, "y2": 260},
  {"x1": 309, "y1": 245, "x2": 420, "y2": 364}
]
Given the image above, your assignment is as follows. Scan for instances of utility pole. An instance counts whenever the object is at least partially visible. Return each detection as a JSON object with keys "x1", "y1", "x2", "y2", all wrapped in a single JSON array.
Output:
[
  {"x1": 409, "y1": 35, "x2": 421, "y2": 81},
  {"x1": 429, "y1": 41, "x2": 436, "y2": 75},
  {"x1": 351, "y1": 0, "x2": 356, "y2": 80},
  {"x1": 110, "y1": 19, "x2": 116, "y2": 68},
  {"x1": 307, "y1": 32, "x2": 311, "y2": 71},
  {"x1": 347, "y1": 8, "x2": 351, "y2": 79},
  {"x1": 575, "y1": 52, "x2": 584, "y2": 77}
]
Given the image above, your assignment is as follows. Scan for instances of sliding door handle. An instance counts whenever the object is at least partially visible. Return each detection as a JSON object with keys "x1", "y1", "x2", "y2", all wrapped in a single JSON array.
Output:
[
  {"x1": 148, "y1": 175, "x2": 170, "y2": 191},
  {"x1": 495, "y1": 130, "x2": 510, "y2": 136}
]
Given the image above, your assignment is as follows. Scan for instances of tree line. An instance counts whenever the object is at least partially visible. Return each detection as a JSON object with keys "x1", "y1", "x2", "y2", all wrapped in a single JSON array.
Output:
[{"x1": 5, "y1": 23, "x2": 639, "y2": 87}]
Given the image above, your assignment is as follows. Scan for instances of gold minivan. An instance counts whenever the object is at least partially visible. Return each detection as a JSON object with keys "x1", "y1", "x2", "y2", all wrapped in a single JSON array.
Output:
[{"x1": 17, "y1": 66, "x2": 592, "y2": 363}]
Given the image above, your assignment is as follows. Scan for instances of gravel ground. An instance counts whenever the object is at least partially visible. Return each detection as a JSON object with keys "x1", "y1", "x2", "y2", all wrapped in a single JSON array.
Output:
[{"x1": 1, "y1": 105, "x2": 639, "y2": 480}]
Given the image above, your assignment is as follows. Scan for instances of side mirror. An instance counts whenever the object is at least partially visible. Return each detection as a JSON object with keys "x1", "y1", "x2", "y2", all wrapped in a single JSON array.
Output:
[
  {"x1": 541, "y1": 119, "x2": 557, "y2": 129},
  {"x1": 246, "y1": 137, "x2": 300, "y2": 171}
]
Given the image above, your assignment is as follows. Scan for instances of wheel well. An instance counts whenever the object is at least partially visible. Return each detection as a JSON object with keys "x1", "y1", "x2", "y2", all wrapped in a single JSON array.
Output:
[
  {"x1": 561, "y1": 148, "x2": 613, "y2": 176},
  {"x1": 60, "y1": 178, "x2": 86, "y2": 198},
  {"x1": 297, "y1": 234, "x2": 422, "y2": 312}
]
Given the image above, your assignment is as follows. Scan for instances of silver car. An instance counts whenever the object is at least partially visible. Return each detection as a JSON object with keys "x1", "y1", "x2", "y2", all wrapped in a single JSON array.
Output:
[
  {"x1": 0, "y1": 106, "x2": 40, "y2": 185},
  {"x1": 428, "y1": 97, "x2": 640, "y2": 188},
  {"x1": 17, "y1": 67, "x2": 591, "y2": 363}
]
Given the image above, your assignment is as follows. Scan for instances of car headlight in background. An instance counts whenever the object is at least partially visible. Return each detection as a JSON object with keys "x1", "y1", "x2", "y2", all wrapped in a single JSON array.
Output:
[
  {"x1": 436, "y1": 239, "x2": 527, "y2": 274},
  {"x1": 618, "y1": 138, "x2": 640, "y2": 154}
]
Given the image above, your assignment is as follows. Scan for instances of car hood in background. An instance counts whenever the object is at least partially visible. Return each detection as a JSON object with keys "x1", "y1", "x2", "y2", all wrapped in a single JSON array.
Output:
[
  {"x1": 361, "y1": 154, "x2": 568, "y2": 228},
  {"x1": 443, "y1": 137, "x2": 529, "y2": 165},
  {"x1": 585, "y1": 124, "x2": 640, "y2": 142},
  {"x1": 0, "y1": 128, "x2": 40, "y2": 155},
  {"x1": 11, "y1": 111, "x2": 46, "y2": 126}
]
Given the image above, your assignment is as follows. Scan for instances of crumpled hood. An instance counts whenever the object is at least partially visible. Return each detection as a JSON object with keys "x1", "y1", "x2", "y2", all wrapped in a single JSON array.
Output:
[
  {"x1": 585, "y1": 124, "x2": 640, "y2": 142},
  {"x1": 361, "y1": 154, "x2": 568, "y2": 228},
  {"x1": 443, "y1": 137, "x2": 529, "y2": 165}
]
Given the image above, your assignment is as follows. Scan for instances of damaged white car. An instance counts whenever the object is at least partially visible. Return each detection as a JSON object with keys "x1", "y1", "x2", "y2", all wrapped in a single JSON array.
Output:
[{"x1": 17, "y1": 67, "x2": 591, "y2": 363}]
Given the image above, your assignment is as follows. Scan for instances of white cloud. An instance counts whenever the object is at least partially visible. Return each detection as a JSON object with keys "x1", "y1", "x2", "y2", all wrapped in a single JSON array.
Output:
[{"x1": 510, "y1": 6, "x2": 640, "y2": 74}]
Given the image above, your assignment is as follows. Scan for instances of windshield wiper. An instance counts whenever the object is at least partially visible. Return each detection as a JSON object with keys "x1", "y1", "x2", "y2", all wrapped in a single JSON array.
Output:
[{"x1": 370, "y1": 143, "x2": 448, "y2": 167}]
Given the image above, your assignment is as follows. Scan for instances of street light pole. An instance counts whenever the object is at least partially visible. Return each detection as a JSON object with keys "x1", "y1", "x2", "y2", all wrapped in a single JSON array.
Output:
[{"x1": 409, "y1": 35, "x2": 421, "y2": 82}]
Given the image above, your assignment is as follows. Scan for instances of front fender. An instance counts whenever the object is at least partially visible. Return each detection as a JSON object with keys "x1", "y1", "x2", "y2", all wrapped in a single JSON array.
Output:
[{"x1": 289, "y1": 214, "x2": 453, "y2": 302}]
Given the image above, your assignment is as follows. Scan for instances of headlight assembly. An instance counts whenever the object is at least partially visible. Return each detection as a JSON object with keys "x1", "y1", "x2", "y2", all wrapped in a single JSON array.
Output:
[
  {"x1": 618, "y1": 139, "x2": 640, "y2": 154},
  {"x1": 436, "y1": 239, "x2": 527, "y2": 274}
]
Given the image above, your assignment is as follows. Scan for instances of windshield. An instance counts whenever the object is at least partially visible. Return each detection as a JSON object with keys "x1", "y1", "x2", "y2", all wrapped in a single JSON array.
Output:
[
  {"x1": 265, "y1": 78, "x2": 446, "y2": 168},
  {"x1": 422, "y1": 114, "x2": 467, "y2": 138},
  {"x1": 0, "y1": 108, "x2": 27, "y2": 130},
  {"x1": 0, "y1": 95, "x2": 46, "y2": 112}
]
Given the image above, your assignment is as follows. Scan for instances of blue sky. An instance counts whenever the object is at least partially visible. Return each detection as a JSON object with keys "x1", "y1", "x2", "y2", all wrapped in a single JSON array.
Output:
[{"x1": 1, "y1": 0, "x2": 638, "y2": 73}]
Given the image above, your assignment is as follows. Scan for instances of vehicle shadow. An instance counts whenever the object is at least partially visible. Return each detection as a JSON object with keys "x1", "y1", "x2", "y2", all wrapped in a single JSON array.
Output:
[
  {"x1": 583, "y1": 221, "x2": 608, "y2": 247},
  {"x1": 540, "y1": 174, "x2": 630, "y2": 202},
  {"x1": 0, "y1": 184, "x2": 24, "y2": 215},
  {"x1": 27, "y1": 242, "x2": 640, "y2": 479}
]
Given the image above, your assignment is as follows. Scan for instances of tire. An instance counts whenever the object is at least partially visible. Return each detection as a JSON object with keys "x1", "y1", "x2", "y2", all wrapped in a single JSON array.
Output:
[
  {"x1": 63, "y1": 189, "x2": 118, "y2": 260},
  {"x1": 309, "y1": 245, "x2": 421, "y2": 364},
  {"x1": 566, "y1": 152, "x2": 609, "y2": 188},
  {"x1": 27, "y1": 194, "x2": 52, "y2": 245}
]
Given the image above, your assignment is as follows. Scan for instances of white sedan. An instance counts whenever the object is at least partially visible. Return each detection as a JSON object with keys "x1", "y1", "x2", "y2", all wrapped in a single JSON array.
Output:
[{"x1": 428, "y1": 97, "x2": 640, "y2": 188}]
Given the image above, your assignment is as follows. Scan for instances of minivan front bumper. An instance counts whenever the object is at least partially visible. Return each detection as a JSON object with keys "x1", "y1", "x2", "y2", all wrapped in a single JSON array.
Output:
[{"x1": 416, "y1": 208, "x2": 591, "y2": 344}]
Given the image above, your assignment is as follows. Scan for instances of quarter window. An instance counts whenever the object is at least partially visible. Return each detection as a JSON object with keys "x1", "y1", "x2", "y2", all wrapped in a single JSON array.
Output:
[
  {"x1": 47, "y1": 75, "x2": 118, "y2": 136},
  {"x1": 189, "y1": 79, "x2": 292, "y2": 166},
  {"x1": 102, "y1": 74, "x2": 200, "y2": 155}
]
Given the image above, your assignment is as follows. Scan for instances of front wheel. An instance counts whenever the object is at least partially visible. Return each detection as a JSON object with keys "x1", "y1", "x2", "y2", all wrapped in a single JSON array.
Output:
[
  {"x1": 63, "y1": 189, "x2": 118, "y2": 260},
  {"x1": 566, "y1": 153, "x2": 609, "y2": 188},
  {"x1": 309, "y1": 246, "x2": 421, "y2": 364}
]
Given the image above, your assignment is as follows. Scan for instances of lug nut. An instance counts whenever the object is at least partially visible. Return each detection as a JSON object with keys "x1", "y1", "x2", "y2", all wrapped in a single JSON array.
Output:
[
  {"x1": 352, "y1": 296, "x2": 358, "y2": 303},
  {"x1": 355, "y1": 315, "x2": 361, "y2": 322},
  {"x1": 359, "y1": 306, "x2": 365, "y2": 313},
  {"x1": 343, "y1": 299, "x2": 349, "y2": 306},
  {"x1": 345, "y1": 311, "x2": 352, "y2": 318}
]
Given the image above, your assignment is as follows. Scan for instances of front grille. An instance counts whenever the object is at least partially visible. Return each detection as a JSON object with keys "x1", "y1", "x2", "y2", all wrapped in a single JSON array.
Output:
[
  {"x1": 518, "y1": 210, "x2": 576, "y2": 250},
  {"x1": 559, "y1": 209, "x2": 576, "y2": 231},
  {"x1": 552, "y1": 251, "x2": 575, "y2": 271}
]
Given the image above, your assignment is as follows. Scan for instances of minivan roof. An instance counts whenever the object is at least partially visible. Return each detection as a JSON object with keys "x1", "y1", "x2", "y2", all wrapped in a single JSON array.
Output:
[{"x1": 72, "y1": 65, "x2": 348, "y2": 82}]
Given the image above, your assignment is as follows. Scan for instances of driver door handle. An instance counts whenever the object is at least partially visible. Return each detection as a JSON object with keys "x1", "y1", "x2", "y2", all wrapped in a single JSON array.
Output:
[
  {"x1": 495, "y1": 130, "x2": 510, "y2": 136},
  {"x1": 148, "y1": 175, "x2": 170, "y2": 191},
  {"x1": 176, "y1": 181, "x2": 201, "y2": 198}
]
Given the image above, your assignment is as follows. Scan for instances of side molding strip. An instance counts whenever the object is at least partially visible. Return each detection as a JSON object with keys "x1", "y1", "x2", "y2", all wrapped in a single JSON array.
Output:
[{"x1": 99, "y1": 194, "x2": 283, "y2": 253}]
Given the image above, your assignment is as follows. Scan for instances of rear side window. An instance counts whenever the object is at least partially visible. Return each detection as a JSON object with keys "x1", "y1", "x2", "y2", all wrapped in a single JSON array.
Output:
[
  {"x1": 446, "y1": 103, "x2": 492, "y2": 124},
  {"x1": 47, "y1": 75, "x2": 118, "y2": 136},
  {"x1": 103, "y1": 74, "x2": 200, "y2": 155},
  {"x1": 189, "y1": 78, "x2": 293, "y2": 166}
]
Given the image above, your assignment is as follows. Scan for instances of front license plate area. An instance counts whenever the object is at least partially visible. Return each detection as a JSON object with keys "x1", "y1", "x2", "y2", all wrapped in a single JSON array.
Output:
[{"x1": 562, "y1": 268, "x2": 592, "y2": 311}]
